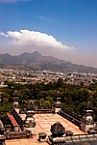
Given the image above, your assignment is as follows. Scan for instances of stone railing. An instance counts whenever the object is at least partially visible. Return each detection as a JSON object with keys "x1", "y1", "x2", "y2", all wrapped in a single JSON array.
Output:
[
  {"x1": 48, "y1": 134, "x2": 97, "y2": 144},
  {"x1": 6, "y1": 130, "x2": 32, "y2": 140},
  {"x1": 58, "y1": 110, "x2": 81, "y2": 126}
]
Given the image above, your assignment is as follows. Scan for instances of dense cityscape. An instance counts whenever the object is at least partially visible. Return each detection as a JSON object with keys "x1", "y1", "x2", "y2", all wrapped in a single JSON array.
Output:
[{"x1": 0, "y1": 68, "x2": 97, "y2": 86}]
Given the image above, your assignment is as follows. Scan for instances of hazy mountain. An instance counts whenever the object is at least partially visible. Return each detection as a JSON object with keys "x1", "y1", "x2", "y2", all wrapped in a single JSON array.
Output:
[{"x1": 0, "y1": 51, "x2": 97, "y2": 73}]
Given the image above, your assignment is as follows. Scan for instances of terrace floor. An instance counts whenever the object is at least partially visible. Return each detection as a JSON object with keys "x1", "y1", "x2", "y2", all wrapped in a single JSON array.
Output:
[
  {"x1": 6, "y1": 138, "x2": 48, "y2": 145},
  {"x1": 33, "y1": 113, "x2": 83, "y2": 135}
]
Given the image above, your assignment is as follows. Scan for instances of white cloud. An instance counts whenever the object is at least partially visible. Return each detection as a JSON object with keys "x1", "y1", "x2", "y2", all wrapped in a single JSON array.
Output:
[
  {"x1": 0, "y1": 30, "x2": 73, "y2": 51},
  {"x1": 0, "y1": 32, "x2": 8, "y2": 37},
  {"x1": 0, "y1": 30, "x2": 79, "y2": 66},
  {"x1": 0, "y1": 30, "x2": 97, "y2": 67}
]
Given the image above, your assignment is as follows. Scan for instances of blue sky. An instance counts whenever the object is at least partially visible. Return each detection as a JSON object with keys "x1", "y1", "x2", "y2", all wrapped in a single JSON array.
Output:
[{"x1": 0, "y1": 0, "x2": 97, "y2": 67}]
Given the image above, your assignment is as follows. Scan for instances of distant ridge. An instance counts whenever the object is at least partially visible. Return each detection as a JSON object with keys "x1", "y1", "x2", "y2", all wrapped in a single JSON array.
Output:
[{"x1": 0, "y1": 51, "x2": 97, "y2": 73}]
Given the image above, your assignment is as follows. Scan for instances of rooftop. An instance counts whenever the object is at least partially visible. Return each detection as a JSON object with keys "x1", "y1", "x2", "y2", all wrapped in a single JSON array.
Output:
[{"x1": 7, "y1": 113, "x2": 19, "y2": 127}]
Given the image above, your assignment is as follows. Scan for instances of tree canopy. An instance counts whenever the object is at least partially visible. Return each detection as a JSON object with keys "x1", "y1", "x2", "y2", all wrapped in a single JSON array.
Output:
[{"x1": 1, "y1": 80, "x2": 97, "y2": 120}]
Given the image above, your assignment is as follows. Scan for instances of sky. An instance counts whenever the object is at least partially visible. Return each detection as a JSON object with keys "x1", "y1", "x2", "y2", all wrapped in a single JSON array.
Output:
[{"x1": 0, "y1": 0, "x2": 97, "y2": 67}]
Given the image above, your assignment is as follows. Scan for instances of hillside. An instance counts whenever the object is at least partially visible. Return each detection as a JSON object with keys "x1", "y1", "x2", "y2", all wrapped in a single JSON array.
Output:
[{"x1": 0, "y1": 51, "x2": 97, "y2": 73}]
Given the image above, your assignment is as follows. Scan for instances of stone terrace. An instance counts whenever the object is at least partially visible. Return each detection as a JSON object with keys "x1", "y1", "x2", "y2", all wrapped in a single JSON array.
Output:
[
  {"x1": 33, "y1": 113, "x2": 84, "y2": 135},
  {"x1": 6, "y1": 113, "x2": 84, "y2": 145}
]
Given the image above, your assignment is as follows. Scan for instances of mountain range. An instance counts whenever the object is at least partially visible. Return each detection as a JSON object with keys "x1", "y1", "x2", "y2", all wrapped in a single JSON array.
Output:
[{"x1": 0, "y1": 51, "x2": 97, "y2": 73}]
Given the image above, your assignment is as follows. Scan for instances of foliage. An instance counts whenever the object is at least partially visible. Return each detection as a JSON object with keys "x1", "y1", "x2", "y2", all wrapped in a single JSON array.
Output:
[{"x1": 1, "y1": 79, "x2": 97, "y2": 120}]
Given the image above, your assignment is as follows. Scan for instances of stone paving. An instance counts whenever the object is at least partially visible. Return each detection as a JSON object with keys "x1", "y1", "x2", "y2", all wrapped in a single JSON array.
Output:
[
  {"x1": 6, "y1": 138, "x2": 48, "y2": 145},
  {"x1": 33, "y1": 113, "x2": 84, "y2": 135},
  {"x1": 6, "y1": 113, "x2": 84, "y2": 145}
]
